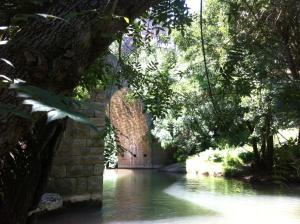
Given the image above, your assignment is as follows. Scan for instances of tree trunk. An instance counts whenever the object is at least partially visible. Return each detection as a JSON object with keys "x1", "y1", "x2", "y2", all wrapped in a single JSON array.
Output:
[
  {"x1": 266, "y1": 134, "x2": 274, "y2": 173},
  {"x1": 298, "y1": 125, "x2": 300, "y2": 146},
  {"x1": 245, "y1": 121, "x2": 261, "y2": 169},
  {"x1": 0, "y1": 1, "x2": 160, "y2": 223},
  {"x1": 262, "y1": 109, "x2": 274, "y2": 174},
  {"x1": 260, "y1": 131, "x2": 266, "y2": 167}
]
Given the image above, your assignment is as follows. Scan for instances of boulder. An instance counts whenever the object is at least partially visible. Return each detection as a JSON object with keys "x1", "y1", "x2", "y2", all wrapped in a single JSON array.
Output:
[{"x1": 28, "y1": 193, "x2": 63, "y2": 216}]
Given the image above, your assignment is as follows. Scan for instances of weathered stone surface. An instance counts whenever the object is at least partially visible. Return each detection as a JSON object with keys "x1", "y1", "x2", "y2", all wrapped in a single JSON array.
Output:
[
  {"x1": 63, "y1": 193, "x2": 102, "y2": 204},
  {"x1": 88, "y1": 176, "x2": 102, "y2": 192},
  {"x1": 66, "y1": 165, "x2": 93, "y2": 177},
  {"x1": 94, "y1": 109, "x2": 105, "y2": 117},
  {"x1": 51, "y1": 166, "x2": 66, "y2": 178},
  {"x1": 94, "y1": 164, "x2": 104, "y2": 175},
  {"x1": 49, "y1": 91, "x2": 105, "y2": 204},
  {"x1": 73, "y1": 122, "x2": 91, "y2": 137},
  {"x1": 89, "y1": 118, "x2": 105, "y2": 128},
  {"x1": 52, "y1": 155, "x2": 78, "y2": 166},
  {"x1": 48, "y1": 178, "x2": 77, "y2": 195},
  {"x1": 109, "y1": 88, "x2": 152, "y2": 168},
  {"x1": 86, "y1": 138, "x2": 104, "y2": 147},
  {"x1": 76, "y1": 177, "x2": 88, "y2": 193},
  {"x1": 80, "y1": 147, "x2": 103, "y2": 155},
  {"x1": 73, "y1": 139, "x2": 86, "y2": 148},
  {"x1": 80, "y1": 155, "x2": 103, "y2": 165},
  {"x1": 39, "y1": 193, "x2": 63, "y2": 211}
]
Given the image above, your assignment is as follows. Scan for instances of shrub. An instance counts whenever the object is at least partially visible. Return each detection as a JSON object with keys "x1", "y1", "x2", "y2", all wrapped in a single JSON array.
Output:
[
  {"x1": 223, "y1": 153, "x2": 245, "y2": 177},
  {"x1": 273, "y1": 140, "x2": 300, "y2": 181},
  {"x1": 238, "y1": 151, "x2": 254, "y2": 164}
]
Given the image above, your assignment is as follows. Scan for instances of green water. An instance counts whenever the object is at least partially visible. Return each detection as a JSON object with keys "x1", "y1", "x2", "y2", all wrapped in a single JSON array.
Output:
[
  {"x1": 101, "y1": 169, "x2": 300, "y2": 224},
  {"x1": 39, "y1": 169, "x2": 300, "y2": 224}
]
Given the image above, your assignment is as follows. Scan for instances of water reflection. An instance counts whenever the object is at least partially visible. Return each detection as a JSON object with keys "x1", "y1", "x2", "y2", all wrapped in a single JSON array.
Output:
[
  {"x1": 165, "y1": 175, "x2": 300, "y2": 224},
  {"x1": 38, "y1": 169, "x2": 300, "y2": 224},
  {"x1": 101, "y1": 170, "x2": 216, "y2": 223}
]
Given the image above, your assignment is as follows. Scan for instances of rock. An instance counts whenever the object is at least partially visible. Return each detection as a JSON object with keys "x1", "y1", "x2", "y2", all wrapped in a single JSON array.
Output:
[
  {"x1": 38, "y1": 193, "x2": 63, "y2": 212},
  {"x1": 159, "y1": 163, "x2": 187, "y2": 174},
  {"x1": 28, "y1": 193, "x2": 63, "y2": 216}
]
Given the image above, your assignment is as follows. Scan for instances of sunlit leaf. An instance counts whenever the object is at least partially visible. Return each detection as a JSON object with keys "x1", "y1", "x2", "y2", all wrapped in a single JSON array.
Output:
[
  {"x1": 10, "y1": 83, "x2": 100, "y2": 132},
  {"x1": 36, "y1": 13, "x2": 66, "y2": 22},
  {"x1": 0, "y1": 75, "x2": 12, "y2": 82},
  {"x1": 0, "y1": 58, "x2": 14, "y2": 68},
  {"x1": 124, "y1": 17, "x2": 130, "y2": 24},
  {"x1": 0, "y1": 41, "x2": 8, "y2": 45}
]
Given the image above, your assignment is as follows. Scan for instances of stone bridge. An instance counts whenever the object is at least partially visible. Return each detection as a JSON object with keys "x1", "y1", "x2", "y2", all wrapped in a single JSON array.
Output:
[{"x1": 47, "y1": 89, "x2": 169, "y2": 206}]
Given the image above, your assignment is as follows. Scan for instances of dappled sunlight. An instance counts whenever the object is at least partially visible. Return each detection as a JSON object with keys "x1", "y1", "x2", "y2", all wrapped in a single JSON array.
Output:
[
  {"x1": 186, "y1": 153, "x2": 223, "y2": 176},
  {"x1": 104, "y1": 169, "x2": 133, "y2": 181}
]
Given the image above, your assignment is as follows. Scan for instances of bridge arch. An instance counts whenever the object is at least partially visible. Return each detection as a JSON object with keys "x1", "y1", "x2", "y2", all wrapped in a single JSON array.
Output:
[{"x1": 47, "y1": 89, "x2": 169, "y2": 206}]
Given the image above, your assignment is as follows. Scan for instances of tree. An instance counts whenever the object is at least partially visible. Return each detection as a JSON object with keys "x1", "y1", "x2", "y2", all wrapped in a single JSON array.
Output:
[
  {"x1": 0, "y1": 1, "x2": 190, "y2": 223},
  {"x1": 152, "y1": 0, "x2": 300, "y2": 178}
]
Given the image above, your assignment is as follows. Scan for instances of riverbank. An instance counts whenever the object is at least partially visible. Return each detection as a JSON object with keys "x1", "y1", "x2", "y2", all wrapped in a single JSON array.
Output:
[{"x1": 171, "y1": 145, "x2": 300, "y2": 186}]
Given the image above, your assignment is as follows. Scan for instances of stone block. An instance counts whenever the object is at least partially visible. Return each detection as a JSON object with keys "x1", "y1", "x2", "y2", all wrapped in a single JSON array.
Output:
[
  {"x1": 94, "y1": 109, "x2": 105, "y2": 118},
  {"x1": 94, "y1": 164, "x2": 104, "y2": 175},
  {"x1": 52, "y1": 156, "x2": 75, "y2": 166},
  {"x1": 66, "y1": 165, "x2": 93, "y2": 177},
  {"x1": 47, "y1": 178, "x2": 77, "y2": 196},
  {"x1": 90, "y1": 118, "x2": 105, "y2": 128},
  {"x1": 80, "y1": 147, "x2": 103, "y2": 155},
  {"x1": 73, "y1": 125, "x2": 90, "y2": 138},
  {"x1": 88, "y1": 176, "x2": 102, "y2": 193},
  {"x1": 86, "y1": 137, "x2": 104, "y2": 147},
  {"x1": 91, "y1": 102, "x2": 105, "y2": 108},
  {"x1": 51, "y1": 165, "x2": 66, "y2": 178},
  {"x1": 90, "y1": 128, "x2": 105, "y2": 138},
  {"x1": 76, "y1": 177, "x2": 88, "y2": 193},
  {"x1": 73, "y1": 139, "x2": 86, "y2": 147},
  {"x1": 79, "y1": 155, "x2": 103, "y2": 165}
]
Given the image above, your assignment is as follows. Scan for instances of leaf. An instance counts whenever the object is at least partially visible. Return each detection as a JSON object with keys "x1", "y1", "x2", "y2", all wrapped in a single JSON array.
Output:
[
  {"x1": 0, "y1": 75, "x2": 12, "y2": 82},
  {"x1": 0, "y1": 58, "x2": 14, "y2": 68},
  {"x1": 124, "y1": 17, "x2": 130, "y2": 24},
  {"x1": 11, "y1": 83, "x2": 100, "y2": 132},
  {"x1": 36, "y1": 13, "x2": 66, "y2": 22},
  {"x1": 23, "y1": 99, "x2": 53, "y2": 112}
]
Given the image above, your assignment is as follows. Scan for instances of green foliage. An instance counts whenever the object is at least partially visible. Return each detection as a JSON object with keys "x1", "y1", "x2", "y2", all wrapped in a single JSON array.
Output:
[
  {"x1": 238, "y1": 151, "x2": 254, "y2": 164},
  {"x1": 103, "y1": 118, "x2": 119, "y2": 168},
  {"x1": 223, "y1": 152, "x2": 248, "y2": 177},
  {"x1": 1, "y1": 76, "x2": 100, "y2": 131},
  {"x1": 273, "y1": 140, "x2": 300, "y2": 181},
  {"x1": 148, "y1": 0, "x2": 192, "y2": 33},
  {"x1": 17, "y1": 85, "x2": 99, "y2": 130},
  {"x1": 149, "y1": 0, "x2": 299, "y2": 181}
]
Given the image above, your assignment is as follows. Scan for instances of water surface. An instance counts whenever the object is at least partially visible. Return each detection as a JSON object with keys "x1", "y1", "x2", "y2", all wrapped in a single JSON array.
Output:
[{"x1": 39, "y1": 169, "x2": 300, "y2": 224}]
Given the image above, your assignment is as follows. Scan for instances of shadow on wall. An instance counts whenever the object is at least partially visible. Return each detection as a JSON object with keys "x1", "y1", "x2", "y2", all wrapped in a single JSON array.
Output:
[{"x1": 107, "y1": 88, "x2": 171, "y2": 169}]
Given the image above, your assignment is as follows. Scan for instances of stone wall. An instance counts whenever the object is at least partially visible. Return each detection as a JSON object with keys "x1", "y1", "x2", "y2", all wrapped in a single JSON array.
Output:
[
  {"x1": 47, "y1": 91, "x2": 106, "y2": 205},
  {"x1": 108, "y1": 88, "x2": 152, "y2": 168}
]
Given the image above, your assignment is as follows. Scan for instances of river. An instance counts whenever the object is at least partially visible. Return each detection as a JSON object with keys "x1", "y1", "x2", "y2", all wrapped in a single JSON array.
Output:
[{"x1": 39, "y1": 169, "x2": 300, "y2": 224}]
